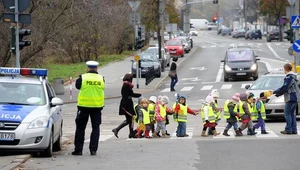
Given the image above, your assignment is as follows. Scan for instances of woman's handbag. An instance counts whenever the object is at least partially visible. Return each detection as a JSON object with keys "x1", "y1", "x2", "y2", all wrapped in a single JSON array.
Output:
[{"x1": 168, "y1": 71, "x2": 176, "y2": 78}]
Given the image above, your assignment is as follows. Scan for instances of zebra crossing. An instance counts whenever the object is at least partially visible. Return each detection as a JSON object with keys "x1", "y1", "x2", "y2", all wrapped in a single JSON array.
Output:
[
  {"x1": 88, "y1": 126, "x2": 300, "y2": 142},
  {"x1": 160, "y1": 83, "x2": 252, "y2": 93}
]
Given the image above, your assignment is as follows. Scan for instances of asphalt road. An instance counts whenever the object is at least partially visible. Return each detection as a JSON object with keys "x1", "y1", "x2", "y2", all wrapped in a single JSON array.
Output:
[{"x1": 17, "y1": 31, "x2": 300, "y2": 170}]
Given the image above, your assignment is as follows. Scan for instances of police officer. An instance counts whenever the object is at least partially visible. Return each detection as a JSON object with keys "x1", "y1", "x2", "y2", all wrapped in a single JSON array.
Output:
[{"x1": 72, "y1": 61, "x2": 105, "y2": 156}]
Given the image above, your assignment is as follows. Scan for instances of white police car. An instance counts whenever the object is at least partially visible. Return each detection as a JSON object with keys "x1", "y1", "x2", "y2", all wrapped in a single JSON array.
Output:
[{"x1": 0, "y1": 67, "x2": 63, "y2": 157}]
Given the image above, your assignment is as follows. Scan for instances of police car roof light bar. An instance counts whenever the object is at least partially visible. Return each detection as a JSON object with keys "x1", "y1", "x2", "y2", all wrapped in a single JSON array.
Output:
[{"x1": 0, "y1": 67, "x2": 48, "y2": 77}]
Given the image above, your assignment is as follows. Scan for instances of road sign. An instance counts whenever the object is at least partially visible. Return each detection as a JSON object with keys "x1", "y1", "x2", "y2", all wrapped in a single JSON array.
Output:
[
  {"x1": 134, "y1": 55, "x2": 140, "y2": 61},
  {"x1": 128, "y1": 1, "x2": 141, "y2": 12},
  {"x1": 3, "y1": 0, "x2": 30, "y2": 12},
  {"x1": 291, "y1": 15, "x2": 300, "y2": 28},
  {"x1": 288, "y1": 46, "x2": 295, "y2": 56},
  {"x1": 292, "y1": 40, "x2": 300, "y2": 52},
  {"x1": 166, "y1": 23, "x2": 177, "y2": 32},
  {"x1": 288, "y1": 0, "x2": 295, "y2": 6},
  {"x1": 218, "y1": 17, "x2": 223, "y2": 23}
]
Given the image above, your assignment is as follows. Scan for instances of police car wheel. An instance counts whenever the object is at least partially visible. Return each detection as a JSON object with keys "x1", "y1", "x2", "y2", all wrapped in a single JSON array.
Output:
[
  {"x1": 53, "y1": 128, "x2": 62, "y2": 152},
  {"x1": 40, "y1": 131, "x2": 53, "y2": 157}
]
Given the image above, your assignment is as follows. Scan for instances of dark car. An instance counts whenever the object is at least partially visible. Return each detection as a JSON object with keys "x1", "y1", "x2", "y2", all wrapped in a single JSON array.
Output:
[
  {"x1": 245, "y1": 29, "x2": 262, "y2": 39},
  {"x1": 267, "y1": 30, "x2": 279, "y2": 42},
  {"x1": 221, "y1": 47, "x2": 260, "y2": 82},
  {"x1": 221, "y1": 28, "x2": 231, "y2": 36},
  {"x1": 232, "y1": 28, "x2": 246, "y2": 38},
  {"x1": 131, "y1": 53, "x2": 161, "y2": 78}
]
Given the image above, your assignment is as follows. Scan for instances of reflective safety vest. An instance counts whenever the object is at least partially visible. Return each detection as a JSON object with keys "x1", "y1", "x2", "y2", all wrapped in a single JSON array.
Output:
[
  {"x1": 239, "y1": 101, "x2": 251, "y2": 120},
  {"x1": 77, "y1": 73, "x2": 105, "y2": 108},
  {"x1": 133, "y1": 104, "x2": 139, "y2": 123},
  {"x1": 252, "y1": 100, "x2": 266, "y2": 120},
  {"x1": 223, "y1": 100, "x2": 237, "y2": 119},
  {"x1": 141, "y1": 108, "x2": 150, "y2": 125},
  {"x1": 201, "y1": 104, "x2": 215, "y2": 124},
  {"x1": 159, "y1": 105, "x2": 167, "y2": 118},
  {"x1": 213, "y1": 102, "x2": 221, "y2": 120},
  {"x1": 172, "y1": 103, "x2": 188, "y2": 123},
  {"x1": 148, "y1": 103, "x2": 155, "y2": 117}
]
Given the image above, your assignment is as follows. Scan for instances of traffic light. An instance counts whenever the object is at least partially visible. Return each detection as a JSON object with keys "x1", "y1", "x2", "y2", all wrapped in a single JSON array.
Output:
[
  {"x1": 212, "y1": 17, "x2": 217, "y2": 23},
  {"x1": 11, "y1": 26, "x2": 16, "y2": 53},
  {"x1": 284, "y1": 29, "x2": 294, "y2": 43},
  {"x1": 190, "y1": 23, "x2": 194, "y2": 28},
  {"x1": 213, "y1": 0, "x2": 218, "y2": 4},
  {"x1": 19, "y1": 29, "x2": 31, "y2": 50},
  {"x1": 138, "y1": 27, "x2": 141, "y2": 40}
]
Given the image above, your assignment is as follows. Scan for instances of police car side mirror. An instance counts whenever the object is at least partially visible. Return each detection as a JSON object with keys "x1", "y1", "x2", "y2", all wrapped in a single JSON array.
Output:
[{"x1": 51, "y1": 97, "x2": 64, "y2": 107}]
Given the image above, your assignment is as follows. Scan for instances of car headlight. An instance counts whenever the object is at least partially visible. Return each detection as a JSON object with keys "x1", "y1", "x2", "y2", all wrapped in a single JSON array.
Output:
[
  {"x1": 225, "y1": 65, "x2": 231, "y2": 71},
  {"x1": 273, "y1": 96, "x2": 284, "y2": 103},
  {"x1": 28, "y1": 117, "x2": 49, "y2": 129},
  {"x1": 250, "y1": 64, "x2": 257, "y2": 70}
]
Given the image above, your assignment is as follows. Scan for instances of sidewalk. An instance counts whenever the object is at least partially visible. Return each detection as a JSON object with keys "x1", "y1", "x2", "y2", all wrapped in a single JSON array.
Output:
[{"x1": 57, "y1": 48, "x2": 198, "y2": 104}]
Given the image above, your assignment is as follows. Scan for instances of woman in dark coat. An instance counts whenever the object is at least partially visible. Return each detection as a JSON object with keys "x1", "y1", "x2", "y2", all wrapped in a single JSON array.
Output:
[
  {"x1": 169, "y1": 57, "x2": 178, "y2": 91},
  {"x1": 112, "y1": 73, "x2": 141, "y2": 138}
]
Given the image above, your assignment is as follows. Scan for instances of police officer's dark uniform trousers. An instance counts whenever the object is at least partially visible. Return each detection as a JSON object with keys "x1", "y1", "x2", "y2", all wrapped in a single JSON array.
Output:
[{"x1": 72, "y1": 66, "x2": 105, "y2": 156}]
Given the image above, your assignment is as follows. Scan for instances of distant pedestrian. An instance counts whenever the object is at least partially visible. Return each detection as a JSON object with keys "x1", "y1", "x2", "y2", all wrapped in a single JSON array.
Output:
[
  {"x1": 169, "y1": 57, "x2": 178, "y2": 91},
  {"x1": 72, "y1": 61, "x2": 105, "y2": 156},
  {"x1": 252, "y1": 92, "x2": 269, "y2": 134},
  {"x1": 273, "y1": 63, "x2": 300, "y2": 135},
  {"x1": 112, "y1": 73, "x2": 142, "y2": 138}
]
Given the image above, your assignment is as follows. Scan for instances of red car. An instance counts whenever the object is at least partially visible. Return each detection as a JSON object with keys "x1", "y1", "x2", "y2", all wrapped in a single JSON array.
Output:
[{"x1": 165, "y1": 39, "x2": 184, "y2": 58}]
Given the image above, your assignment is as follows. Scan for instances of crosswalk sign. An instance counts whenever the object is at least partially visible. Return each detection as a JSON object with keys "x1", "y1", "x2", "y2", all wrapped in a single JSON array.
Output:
[{"x1": 291, "y1": 15, "x2": 300, "y2": 28}]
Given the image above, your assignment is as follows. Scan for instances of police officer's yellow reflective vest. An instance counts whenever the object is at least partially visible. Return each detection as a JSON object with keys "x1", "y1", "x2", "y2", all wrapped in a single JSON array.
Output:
[
  {"x1": 172, "y1": 103, "x2": 188, "y2": 123},
  {"x1": 148, "y1": 103, "x2": 156, "y2": 122},
  {"x1": 141, "y1": 108, "x2": 150, "y2": 125},
  {"x1": 223, "y1": 100, "x2": 237, "y2": 119},
  {"x1": 252, "y1": 100, "x2": 266, "y2": 120},
  {"x1": 77, "y1": 73, "x2": 105, "y2": 108},
  {"x1": 213, "y1": 102, "x2": 221, "y2": 120},
  {"x1": 201, "y1": 104, "x2": 215, "y2": 124}
]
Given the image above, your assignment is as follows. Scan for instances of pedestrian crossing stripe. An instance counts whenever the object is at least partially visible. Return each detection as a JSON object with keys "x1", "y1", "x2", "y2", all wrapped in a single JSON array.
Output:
[
  {"x1": 201, "y1": 85, "x2": 213, "y2": 90},
  {"x1": 221, "y1": 84, "x2": 232, "y2": 90},
  {"x1": 84, "y1": 134, "x2": 114, "y2": 143},
  {"x1": 181, "y1": 86, "x2": 194, "y2": 91}
]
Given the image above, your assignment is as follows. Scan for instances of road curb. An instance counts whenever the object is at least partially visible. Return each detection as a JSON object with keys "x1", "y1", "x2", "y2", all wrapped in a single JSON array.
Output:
[
  {"x1": 5, "y1": 135, "x2": 73, "y2": 170},
  {"x1": 154, "y1": 47, "x2": 200, "y2": 90}
]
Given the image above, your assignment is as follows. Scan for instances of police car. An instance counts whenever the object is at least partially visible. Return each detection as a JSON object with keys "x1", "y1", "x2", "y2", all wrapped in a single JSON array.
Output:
[{"x1": 0, "y1": 67, "x2": 63, "y2": 157}]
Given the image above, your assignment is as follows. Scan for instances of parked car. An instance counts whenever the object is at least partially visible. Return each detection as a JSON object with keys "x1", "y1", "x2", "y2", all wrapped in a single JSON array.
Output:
[
  {"x1": 176, "y1": 36, "x2": 191, "y2": 53},
  {"x1": 189, "y1": 28, "x2": 198, "y2": 36},
  {"x1": 165, "y1": 39, "x2": 184, "y2": 58},
  {"x1": 266, "y1": 30, "x2": 279, "y2": 42},
  {"x1": 221, "y1": 47, "x2": 260, "y2": 81},
  {"x1": 131, "y1": 53, "x2": 161, "y2": 78},
  {"x1": 144, "y1": 47, "x2": 171, "y2": 69},
  {"x1": 245, "y1": 69, "x2": 300, "y2": 118},
  {"x1": 221, "y1": 28, "x2": 232, "y2": 36},
  {"x1": 245, "y1": 29, "x2": 262, "y2": 39},
  {"x1": 232, "y1": 28, "x2": 246, "y2": 38}
]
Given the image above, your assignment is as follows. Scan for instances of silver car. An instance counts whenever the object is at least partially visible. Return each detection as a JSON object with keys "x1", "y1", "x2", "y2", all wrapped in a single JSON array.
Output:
[
  {"x1": 0, "y1": 67, "x2": 64, "y2": 157},
  {"x1": 245, "y1": 71, "x2": 300, "y2": 117}
]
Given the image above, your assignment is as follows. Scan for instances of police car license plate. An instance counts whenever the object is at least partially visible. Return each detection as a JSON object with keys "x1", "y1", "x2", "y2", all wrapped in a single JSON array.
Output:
[
  {"x1": 236, "y1": 73, "x2": 246, "y2": 76},
  {"x1": 0, "y1": 133, "x2": 15, "y2": 141}
]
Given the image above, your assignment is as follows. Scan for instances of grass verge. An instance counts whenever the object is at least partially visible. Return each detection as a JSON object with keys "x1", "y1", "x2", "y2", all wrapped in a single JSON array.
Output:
[{"x1": 45, "y1": 52, "x2": 134, "y2": 83}]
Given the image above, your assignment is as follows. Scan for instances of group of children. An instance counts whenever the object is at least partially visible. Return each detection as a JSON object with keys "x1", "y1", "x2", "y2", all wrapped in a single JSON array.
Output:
[{"x1": 132, "y1": 90, "x2": 270, "y2": 138}]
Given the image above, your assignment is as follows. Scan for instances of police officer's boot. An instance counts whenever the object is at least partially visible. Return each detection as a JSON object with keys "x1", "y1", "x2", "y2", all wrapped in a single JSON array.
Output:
[
  {"x1": 112, "y1": 120, "x2": 128, "y2": 138},
  {"x1": 223, "y1": 130, "x2": 230, "y2": 136}
]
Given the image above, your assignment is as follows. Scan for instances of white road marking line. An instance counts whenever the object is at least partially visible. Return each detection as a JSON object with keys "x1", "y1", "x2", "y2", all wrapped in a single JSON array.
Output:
[
  {"x1": 211, "y1": 45, "x2": 217, "y2": 48},
  {"x1": 267, "y1": 45, "x2": 284, "y2": 60},
  {"x1": 201, "y1": 85, "x2": 213, "y2": 90},
  {"x1": 221, "y1": 84, "x2": 232, "y2": 90},
  {"x1": 275, "y1": 43, "x2": 281, "y2": 45},
  {"x1": 165, "y1": 84, "x2": 170, "y2": 86},
  {"x1": 238, "y1": 43, "x2": 245, "y2": 46},
  {"x1": 215, "y1": 67, "x2": 223, "y2": 82},
  {"x1": 219, "y1": 45, "x2": 226, "y2": 47},
  {"x1": 102, "y1": 130, "x2": 113, "y2": 132},
  {"x1": 180, "y1": 86, "x2": 194, "y2": 91},
  {"x1": 257, "y1": 43, "x2": 262, "y2": 46},
  {"x1": 247, "y1": 43, "x2": 253, "y2": 46},
  {"x1": 183, "y1": 82, "x2": 198, "y2": 85},
  {"x1": 258, "y1": 60, "x2": 272, "y2": 72},
  {"x1": 202, "y1": 46, "x2": 207, "y2": 48},
  {"x1": 256, "y1": 131, "x2": 279, "y2": 138},
  {"x1": 161, "y1": 88, "x2": 170, "y2": 92},
  {"x1": 127, "y1": 138, "x2": 148, "y2": 141},
  {"x1": 84, "y1": 135, "x2": 113, "y2": 143},
  {"x1": 241, "y1": 83, "x2": 251, "y2": 89}
]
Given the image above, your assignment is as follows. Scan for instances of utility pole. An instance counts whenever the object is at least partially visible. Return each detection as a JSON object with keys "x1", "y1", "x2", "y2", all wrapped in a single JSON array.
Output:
[
  {"x1": 157, "y1": 0, "x2": 162, "y2": 64},
  {"x1": 243, "y1": 0, "x2": 247, "y2": 29}
]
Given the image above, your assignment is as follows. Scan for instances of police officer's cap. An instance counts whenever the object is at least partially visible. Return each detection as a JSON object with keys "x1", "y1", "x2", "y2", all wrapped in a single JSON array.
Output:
[{"x1": 86, "y1": 61, "x2": 99, "y2": 69}]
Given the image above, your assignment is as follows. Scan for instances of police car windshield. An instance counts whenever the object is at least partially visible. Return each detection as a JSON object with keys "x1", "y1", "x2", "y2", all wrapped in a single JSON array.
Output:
[
  {"x1": 0, "y1": 83, "x2": 46, "y2": 105},
  {"x1": 249, "y1": 76, "x2": 284, "y2": 90}
]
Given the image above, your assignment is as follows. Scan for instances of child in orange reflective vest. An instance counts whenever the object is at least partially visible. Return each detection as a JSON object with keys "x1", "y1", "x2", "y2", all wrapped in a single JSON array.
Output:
[
  {"x1": 152, "y1": 96, "x2": 174, "y2": 138},
  {"x1": 173, "y1": 95, "x2": 197, "y2": 137},
  {"x1": 136, "y1": 98, "x2": 152, "y2": 138}
]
